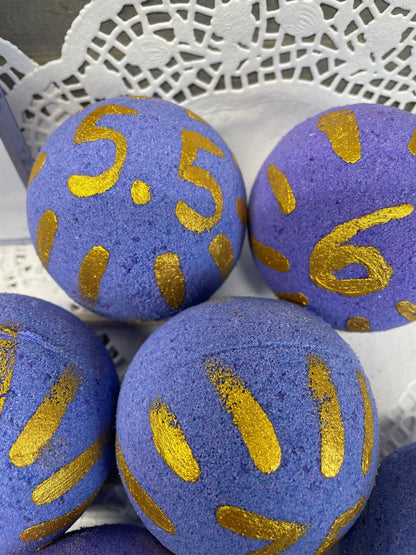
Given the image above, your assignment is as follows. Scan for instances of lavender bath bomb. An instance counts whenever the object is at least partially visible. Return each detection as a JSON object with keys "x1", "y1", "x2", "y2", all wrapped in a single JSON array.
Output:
[
  {"x1": 116, "y1": 297, "x2": 378, "y2": 555},
  {"x1": 249, "y1": 103, "x2": 416, "y2": 331},
  {"x1": 44, "y1": 524, "x2": 171, "y2": 554},
  {"x1": 0, "y1": 293, "x2": 119, "y2": 553},
  {"x1": 340, "y1": 442, "x2": 416, "y2": 554},
  {"x1": 26, "y1": 96, "x2": 246, "y2": 322}
]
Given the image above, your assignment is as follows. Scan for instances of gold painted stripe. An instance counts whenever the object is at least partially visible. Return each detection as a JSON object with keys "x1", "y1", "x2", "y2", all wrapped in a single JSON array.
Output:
[
  {"x1": 131, "y1": 180, "x2": 151, "y2": 205},
  {"x1": 236, "y1": 196, "x2": 247, "y2": 227},
  {"x1": 250, "y1": 236, "x2": 290, "y2": 273},
  {"x1": 185, "y1": 108, "x2": 207, "y2": 124},
  {"x1": 32, "y1": 426, "x2": 112, "y2": 505},
  {"x1": 307, "y1": 354, "x2": 345, "y2": 478},
  {"x1": 209, "y1": 233, "x2": 234, "y2": 281},
  {"x1": 346, "y1": 317, "x2": 370, "y2": 332},
  {"x1": 20, "y1": 486, "x2": 101, "y2": 542},
  {"x1": 314, "y1": 497, "x2": 365, "y2": 554},
  {"x1": 78, "y1": 246, "x2": 110, "y2": 304},
  {"x1": 154, "y1": 252, "x2": 186, "y2": 310},
  {"x1": 356, "y1": 371, "x2": 374, "y2": 475},
  {"x1": 0, "y1": 325, "x2": 19, "y2": 418},
  {"x1": 217, "y1": 505, "x2": 309, "y2": 554},
  {"x1": 9, "y1": 364, "x2": 81, "y2": 467},
  {"x1": 275, "y1": 292, "x2": 309, "y2": 307},
  {"x1": 149, "y1": 399, "x2": 200, "y2": 483},
  {"x1": 267, "y1": 163, "x2": 296, "y2": 215},
  {"x1": 408, "y1": 129, "x2": 416, "y2": 155},
  {"x1": 36, "y1": 210, "x2": 58, "y2": 268},
  {"x1": 317, "y1": 109, "x2": 361, "y2": 163},
  {"x1": 205, "y1": 358, "x2": 281, "y2": 474},
  {"x1": 396, "y1": 300, "x2": 416, "y2": 322},
  {"x1": 28, "y1": 151, "x2": 47, "y2": 187},
  {"x1": 116, "y1": 439, "x2": 176, "y2": 534}
]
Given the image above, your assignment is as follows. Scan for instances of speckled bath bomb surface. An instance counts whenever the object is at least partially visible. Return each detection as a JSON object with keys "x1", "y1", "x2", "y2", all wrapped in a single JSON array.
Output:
[
  {"x1": 26, "y1": 96, "x2": 246, "y2": 322},
  {"x1": 249, "y1": 103, "x2": 416, "y2": 331},
  {"x1": 0, "y1": 293, "x2": 119, "y2": 553},
  {"x1": 116, "y1": 297, "x2": 378, "y2": 555},
  {"x1": 44, "y1": 524, "x2": 171, "y2": 554},
  {"x1": 340, "y1": 442, "x2": 416, "y2": 554}
]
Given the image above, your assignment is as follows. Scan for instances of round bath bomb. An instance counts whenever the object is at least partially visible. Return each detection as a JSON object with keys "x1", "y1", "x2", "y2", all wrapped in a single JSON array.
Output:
[
  {"x1": 26, "y1": 96, "x2": 246, "y2": 322},
  {"x1": 0, "y1": 293, "x2": 119, "y2": 553},
  {"x1": 249, "y1": 103, "x2": 416, "y2": 331},
  {"x1": 340, "y1": 442, "x2": 416, "y2": 554},
  {"x1": 44, "y1": 524, "x2": 171, "y2": 554},
  {"x1": 116, "y1": 296, "x2": 378, "y2": 555}
]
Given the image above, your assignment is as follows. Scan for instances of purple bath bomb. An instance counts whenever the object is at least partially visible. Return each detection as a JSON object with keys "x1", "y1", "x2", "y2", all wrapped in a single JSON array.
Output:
[
  {"x1": 249, "y1": 103, "x2": 416, "y2": 331},
  {"x1": 0, "y1": 293, "x2": 119, "y2": 553},
  {"x1": 340, "y1": 442, "x2": 416, "y2": 554},
  {"x1": 116, "y1": 296, "x2": 378, "y2": 555},
  {"x1": 43, "y1": 524, "x2": 171, "y2": 554},
  {"x1": 26, "y1": 96, "x2": 246, "y2": 322}
]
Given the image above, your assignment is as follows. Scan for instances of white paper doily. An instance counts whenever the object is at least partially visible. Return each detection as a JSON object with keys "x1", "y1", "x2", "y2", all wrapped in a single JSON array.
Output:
[{"x1": 2, "y1": 0, "x2": 416, "y2": 546}]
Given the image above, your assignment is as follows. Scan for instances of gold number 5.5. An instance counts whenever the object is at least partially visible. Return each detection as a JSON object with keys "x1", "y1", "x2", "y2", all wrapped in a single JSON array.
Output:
[
  {"x1": 68, "y1": 104, "x2": 139, "y2": 198},
  {"x1": 176, "y1": 130, "x2": 224, "y2": 234},
  {"x1": 309, "y1": 204, "x2": 414, "y2": 296}
]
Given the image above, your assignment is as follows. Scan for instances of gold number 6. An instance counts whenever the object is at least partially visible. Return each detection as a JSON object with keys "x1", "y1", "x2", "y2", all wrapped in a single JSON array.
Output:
[
  {"x1": 68, "y1": 104, "x2": 139, "y2": 198},
  {"x1": 309, "y1": 204, "x2": 414, "y2": 296},
  {"x1": 176, "y1": 130, "x2": 224, "y2": 234}
]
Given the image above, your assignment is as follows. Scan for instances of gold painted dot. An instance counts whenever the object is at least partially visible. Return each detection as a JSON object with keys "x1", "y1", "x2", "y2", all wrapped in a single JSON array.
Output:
[
  {"x1": 185, "y1": 108, "x2": 207, "y2": 123},
  {"x1": 78, "y1": 246, "x2": 110, "y2": 305},
  {"x1": 209, "y1": 233, "x2": 234, "y2": 281},
  {"x1": 396, "y1": 300, "x2": 416, "y2": 322},
  {"x1": 36, "y1": 210, "x2": 58, "y2": 268},
  {"x1": 236, "y1": 197, "x2": 248, "y2": 227},
  {"x1": 28, "y1": 151, "x2": 47, "y2": 187},
  {"x1": 274, "y1": 292, "x2": 309, "y2": 307},
  {"x1": 317, "y1": 109, "x2": 361, "y2": 164},
  {"x1": 346, "y1": 317, "x2": 370, "y2": 332},
  {"x1": 131, "y1": 180, "x2": 151, "y2": 205},
  {"x1": 154, "y1": 252, "x2": 186, "y2": 310},
  {"x1": 250, "y1": 236, "x2": 290, "y2": 272},
  {"x1": 267, "y1": 163, "x2": 296, "y2": 215}
]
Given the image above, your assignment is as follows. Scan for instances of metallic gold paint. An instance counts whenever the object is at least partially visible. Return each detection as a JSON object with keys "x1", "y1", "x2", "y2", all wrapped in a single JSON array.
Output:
[
  {"x1": 9, "y1": 364, "x2": 81, "y2": 467},
  {"x1": 236, "y1": 196, "x2": 248, "y2": 227},
  {"x1": 251, "y1": 236, "x2": 290, "y2": 272},
  {"x1": 36, "y1": 210, "x2": 58, "y2": 268},
  {"x1": 0, "y1": 325, "x2": 19, "y2": 419},
  {"x1": 176, "y1": 130, "x2": 224, "y2": 233},
  {"x1": 116, "y1": 440, "x2": 176, "y2": 534},
  {"x1": 208, "y1": 233, "x2": 234, "y2": 281},
  {"x1": 309, "y1": 205, "x2": 414, "y2": 297},
  {"x1": 31, "y1": 426, "x2": 112, "y2": 505},
  {"x1": 216, "y1": 505, "x2": 309, "y2": 555},
  {"x1": 28, "y1": 152, "x2": 47, "y2": 187},
  {"x1": 408, "y1": 128, "x2": 416, "y2": 156},
  {"x1": 19, "y1": 486, "x2": 101, "y2": 543},
  {"x1": 317, "y1": 109, "x2": 361, "y2": 164},
  {"x1": 149, "y1": 399, "x2": 200, "y2": 483},
  {"x1": 356, "y1": 371, "x2": 374, "y2": 476},
  {"x1": 307, "y1": 354, "x2": 345, "y2": 478},
  {"x1": 346, "y1": 317, "x2": 371, "y2": 332},
  {"x1": 154, "y1": 252, "x2": 186, "y2": 310},
  {"x1": 396, "y1": 300, "x2": 416, "y2": 322},
  {"x1": 131, "y1": 180, "x2": 151, "y2": 205},
  {"x1": 267, "y1": 163, "x2": 296, "y2": 215},
  {"x1": 78, "y1": 246, "x2": 110, "y2": 305},
  {"x1": 275, "y1": 292, "x2": 309, "y2": 307},
  {"x1": 68, "y1": 104, "x2": 139, "y2": 198},
  {"x1": 314, "y1": 497, "x2": 365, "y2": 554},
  {"x1": 204, "y1": 358, "x2": 281, "y2": 474},
  {"x1": 185, "y1": 109, "x2": 207, "y2": 124}
]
